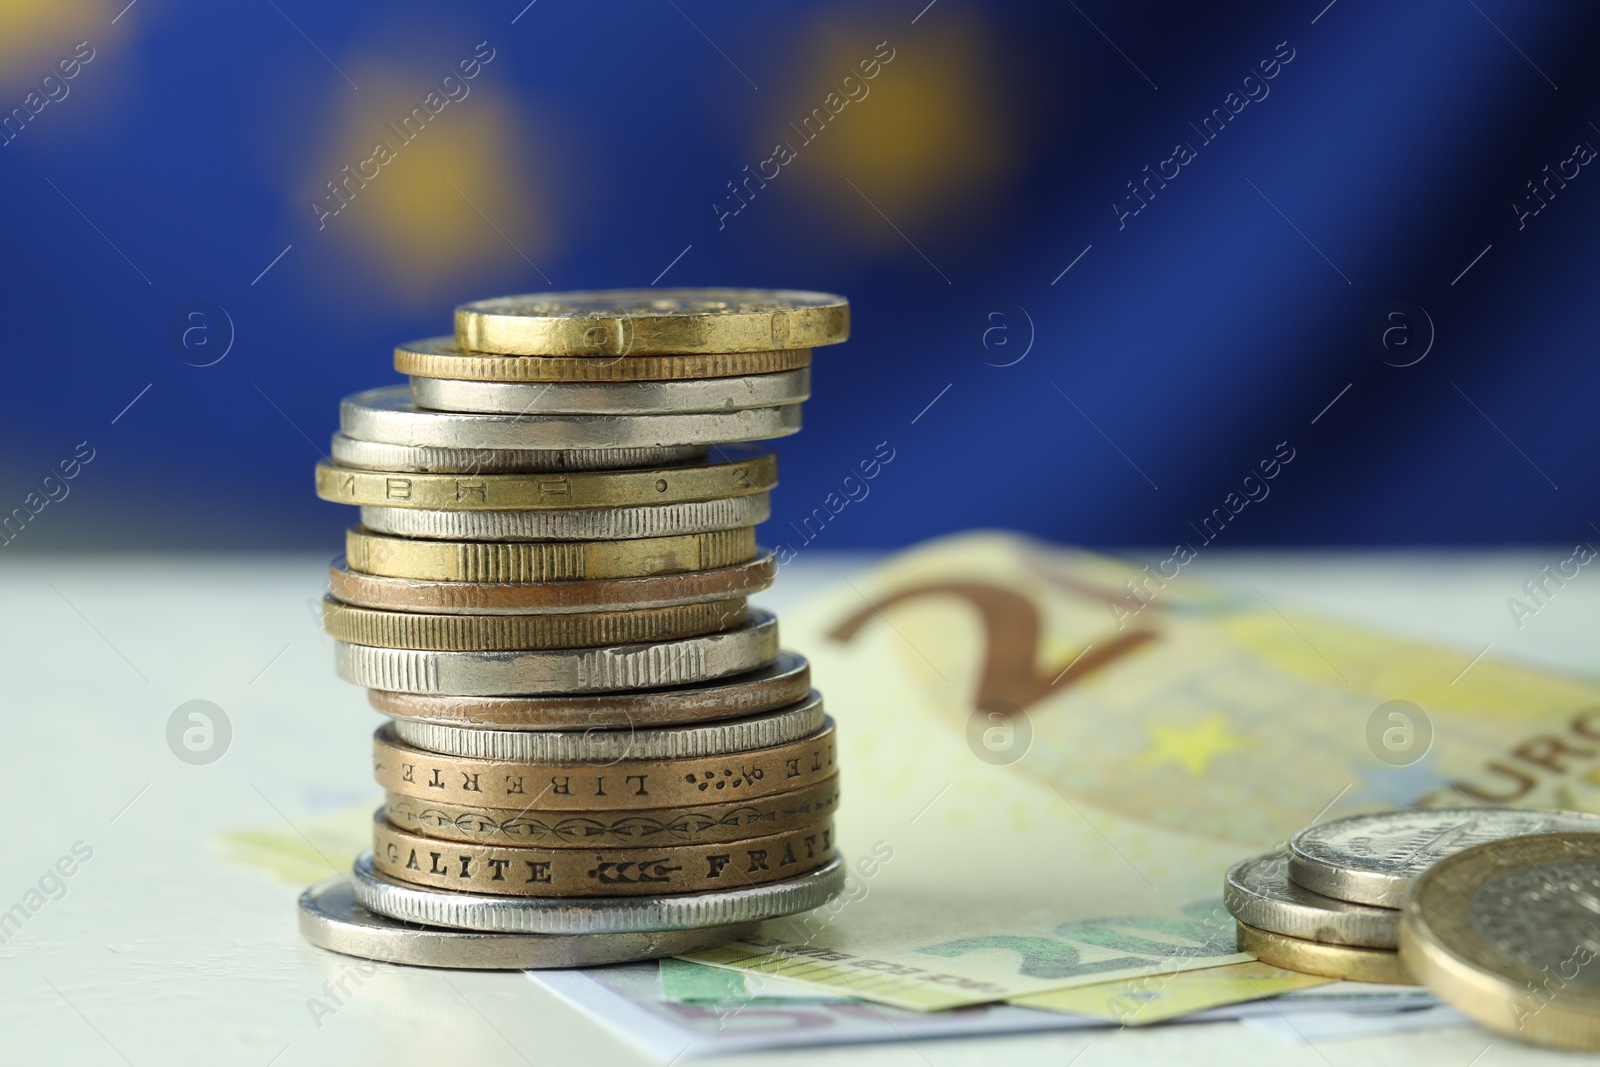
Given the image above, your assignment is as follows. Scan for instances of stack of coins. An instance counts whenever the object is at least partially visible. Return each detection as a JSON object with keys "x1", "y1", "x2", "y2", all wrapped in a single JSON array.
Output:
[
  {"x1": 1226, "y1": 808, "x2": 1600, "y2": 987},
  {"x1": 297, "y1": 289, "x2": 851, "y2": 970}
]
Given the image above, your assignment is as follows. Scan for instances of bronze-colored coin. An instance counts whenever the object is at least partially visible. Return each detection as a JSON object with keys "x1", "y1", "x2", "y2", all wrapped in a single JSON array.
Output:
[
  {"x1": 368, "y1": 652, "x2": 812, "y2": 730},
  {"x1": 454, "y1": 289, "x2": 849, "y2": 356},
  {"x1": 328, "y1": 554, "x2": 775, "y2": 615},
  {"x1": 383, "y1": 776, "x2": 840, "y2": 847},
  {"x1": 374, "y1": 719, "x2": 837, "y2": 810},
  {"x1": 322, "y1": 596, "x2": 745, "y2": 651},
  {"x1": 345, "y1": 527, "x2": 756, "y2": 582},
  {"x1": 395, "y1": 336, "x2": 813, "y2": 383},
  {"x1": 1236, "y1": 921, "x2": 1413, "y2": 985},
  {"x1": 373, "y1": 810, "x2": 835, "y2": 897},
  {"x1": 314, "y1": 449, "x2": 775, "y2": 510}
]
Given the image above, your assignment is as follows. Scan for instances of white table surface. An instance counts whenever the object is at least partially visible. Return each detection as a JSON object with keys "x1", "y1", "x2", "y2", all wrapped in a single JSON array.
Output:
[{"x1": 2, "y1": 548, "x2": 1594, "y2": 1066}]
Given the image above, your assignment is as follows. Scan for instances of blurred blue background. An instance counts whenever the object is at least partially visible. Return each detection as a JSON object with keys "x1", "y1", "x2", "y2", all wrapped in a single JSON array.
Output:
[{"x1": 3, "y1": 0, "x2": 1597, "y2": 552}]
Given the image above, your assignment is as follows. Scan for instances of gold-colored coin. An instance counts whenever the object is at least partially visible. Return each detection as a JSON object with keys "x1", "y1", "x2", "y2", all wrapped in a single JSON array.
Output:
[
  {"x1": 383, "y1": 776, "x2": 840, "y2": 847},
  {"x1": 455, "y1": 289, "x2": 850, "y2": 356},
  {"x1": 346, "y1": 527, "x2": 756, "y2": 582},
  {"x1": 322, "y1": 596, "x2": 746, "y2": 651},
  {"x1": 1236, "y1": 921, "x2": 1413, "y2": 985},
  {"x1": 1401, "y1": 832, "x2": 1600, "y2": 1051},
  {"x1": 372, "y1": 810, "x2": 835, "y2": 897},
  {"x1": 374, "y1": 720, "x2": 837, "y2": 810},
  {"x1": 314, "y1": 450, "x2": 775, "y2": 510},
  {"x1": 395, "y1": 336, "x2": 813, "y2": 383}
]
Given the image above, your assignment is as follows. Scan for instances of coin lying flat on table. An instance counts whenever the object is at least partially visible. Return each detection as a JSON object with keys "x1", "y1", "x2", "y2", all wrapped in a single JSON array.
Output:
[
  {"x1": 316, "y1": 448, "x2": 775, "y2": 510},
  {"x1": 1401, "y1": 832, "x2": 1600, "y2": 1050},
  {"x1": 1225, "y1": 851, "x2": 1399, "y2": 949},
  {"x1": 374, "y1": 715, "x2": 835, "y2": 809},
  {"x1": 454, "y1": 289, "x2": 850, "y2": 356},
  {"x1": 1289, "y1": 808, "x2": 1600, "y2": 907},
  {"x1": 1236, "y1": 921, "x2": 1413, "y2": 984},
  {"x1": 352, "y1": 849, "x2": 846, "y2": 934},
  {"x1": 395, "y1": 336, "x2": 813, "y2": 383},
  {"x1": 346, "y1": 527, "x2": 756, "y2": 583},
  {"x1": 384, "y1": 775, "x2": 840, "y2": 847},
  {"x1": 367, "y1": 651, "x2": 812, "y2": 730},
  {"x1": 322, "y1": 595, "x2": 745, "y2": 651},
  {"x1": 330, "y1": 433, "x2": 705, "y2": 474},
  {"x1": 328, "y1": 554, "x2": 775, "y2": 615},
  {"x1": 390, "y1": 691, "x2": 824, "y2": 761},
  {"x1": 341, "y1": 385, "x2": 800, "y2": 450},
  {"x1": 411, "y1": 369, "x2": 809, "y2": 416},
  {"x1": 299, "y1": 876, "x2": 756, "y2": 969},
  {"x1": 337, "y1": 610, "x2": 779, "y2": 696},
  {"x1": 358, "y1": 495, "x2": 769, "y2": 542}
]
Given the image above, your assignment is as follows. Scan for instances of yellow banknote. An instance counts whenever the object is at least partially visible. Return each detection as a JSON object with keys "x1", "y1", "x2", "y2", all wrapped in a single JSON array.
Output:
[{"x1": 1011, "y1": 960, "x2": 1332, "y2": 1024}]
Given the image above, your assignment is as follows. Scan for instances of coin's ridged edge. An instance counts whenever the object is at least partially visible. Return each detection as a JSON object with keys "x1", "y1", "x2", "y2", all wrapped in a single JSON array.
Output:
[
  {"x1": 358, "y1": 495, "x2": 770, "y2": 542},
  {"x1": 322, "y1": 597, "x2": 745, "y2": 651},
  {"x1": 1236, "y1": 921, "x2": 1413, "y2": 984},
  {"x1": 396, "y1": 346, "x2": 813, "y2": 382},
  {"x1": 330, "y1": 434, "x2": 706, "y2": 474}
]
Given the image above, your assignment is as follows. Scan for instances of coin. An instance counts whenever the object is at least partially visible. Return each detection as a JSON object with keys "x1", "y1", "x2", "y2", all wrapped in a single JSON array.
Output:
[
  {"x1": 330, "y1": 433, "x2": 705, "y2": 474},
  {"x1": 1289, "y1": 808, "x2": 1600, "y2": 907},
  {"x1": 299, "y1": 875, "x2": 757, "y2": 969},
  {"x1": 315, "y1": 447, "x2": 775, "y2": 510},
  {"x1": 1224, "y1": 852, "x2": 1399, "y2": 948},
  {"x1": 323, "y1": 595, "x2": 745, "y2": 651},
  {"x1": 374, "y1": 715, "x2": 835, "y2": 809},
  {"x1": 1236, "y1": 921, "x2": 1413, "y2": 984},
  {"x1": 1401, "y1": 832, "x2": 1600, "y2": 1050},
  {"x1": 383, "y1": 775, "x2": 840, "y2": 847},
  {"x1": 454, "y1": 289, "x2": 850, "y2": 356},
  {"x1": 412, "y1": 369, "x2": 809, "y2": 416},
  {"x1": 373, "y1": 810, "x2": 835, "y2": 896},
  {"x1": 345, "y1": 527, "x2": 756, "y2": 582},
  {"x1": 368, "y1": 652, "x2": 811, "y2": 730},
  {"x1": 336, "y1": 610, "x2": 779, "y2": 695},
  {"x1": 358, "y1": 494, "x2": 769, "y2": 542},
  {"x1": 350, "y1": 850, "x2": 845, "y2": 934},
  {"x1": 328, "y1": 554, "x2": 774, "y2": 615},
  {"x1": 340, "y1": 385, "x2": 800, "y2": 450},
  {"x1": 395, "y1": 335, "x2": 812, "y2": 382},
  {"x1": 390, "y1": 691, "x2": 824, "y2": 761}
]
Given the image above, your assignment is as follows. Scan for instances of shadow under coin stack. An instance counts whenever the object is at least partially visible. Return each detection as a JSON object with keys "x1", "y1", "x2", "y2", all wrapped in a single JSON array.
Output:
[{"x1": 297, "y1": 289, "x2": 851, "y2": 970}]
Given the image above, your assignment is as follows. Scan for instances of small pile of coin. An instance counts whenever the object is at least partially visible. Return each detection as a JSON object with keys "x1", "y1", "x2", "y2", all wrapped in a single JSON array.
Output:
[
  {"x1": 1227, "y1": 807, "x2": 1600, "y2": 1049},
  {"x1": 297, "y1": 289, "x2": 851, "y2": 969}
]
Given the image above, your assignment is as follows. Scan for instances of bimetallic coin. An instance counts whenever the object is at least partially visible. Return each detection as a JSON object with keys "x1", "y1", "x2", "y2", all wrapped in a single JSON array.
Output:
[
  {"x1": 358, "y1": 494, "x2": 769, "y2": 542},
  {"x1": 346, "y1": 527, "x2": 756, "y2": 582},
  {"x1": 368, "y1": 651, "x2": 811, "y2": 730},
  {"x1": 340, "y1": 385, "x2": 800, "y2": 450},
  {"x1": 383, "y1": 775, "x2": 840, "y2": 847},
  {"x1": 1401, "y1": 832, "x2": 1600, "y2": 1051},
  {"x1": 329, "y1": 554, "x2": 775, "y2": 615},
  {"x1": 454, "y1": 289, "x2": 850, "y2": 356},
  {"x1": 390, "y1": 691, "x2": 824, "y2": 761},
  {"x1": 1289, "y1": 808, "x2": 1600, "y2": 907},
  {"x1": 330, "y1": 433, "x2": 705, "y2": 474},
  {"x1": 298, "y1": 876, "x2": 756, "y2": 969},
  {"x1": 315, "y1": 446, "x2": 775, "y2": 510},
  {"x1": 412, "y1": 369, "x2": 809, "y2": 416},
  {"x1": 1236, "y1": 921, "x2": 1413, "y2": 985},
  {"x1": 395, "y1": 335, "x2": 812, "y2": 383},
  {"x1": 336, "y1": 610, "x2": 779, "y2": 695},
  {"x1": 351, "y1": 850, "x2": 846, "y2": 934},
  {"x1": 1224, "y1": 852, "x2": 1399, "y2": 948},
  {"x1": 322, "y1": 595, "x2": 745, "y2": 651},
  {"x1": 373, "y1": 811, "x2": 835, "y2": 897}
]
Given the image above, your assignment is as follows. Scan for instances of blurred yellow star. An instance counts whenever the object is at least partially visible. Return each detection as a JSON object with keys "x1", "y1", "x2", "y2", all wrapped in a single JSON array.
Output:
[{"x1": 1137, "y1": 714, "x2": 1251, "y2": 777}]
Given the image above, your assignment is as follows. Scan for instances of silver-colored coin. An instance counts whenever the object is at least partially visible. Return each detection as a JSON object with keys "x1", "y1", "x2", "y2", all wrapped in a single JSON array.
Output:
[
  {"x1": 359, "y1": 494, "x2": 769, "y2": 542},
  {"x1": 1289, "y1": 807, "x2": 1600, "y2": 907},
  {"x1": 350, "y1": 850, "x2": 844, "y2": 934},
  {"x1": 341, "y1": 385, "x2": 801, "y2": 450},
  {"x1": 412, "y1": 369, "x2": 809, "y2": 416},
  {"x1": 331, "y1": 433, "x2": 705, "y2": 474},
  {"x1": 391, "y1": 691, "x2": 824, "y2": 761},
  {"x1": 334, "y1": 610, "x2": 779, "y2": 695},
  {"x1": 298, "y1": 875, "x2": 755, "y2": 968},
  {"x1": 1224, "y1": 851, "x2": 1399, "y2": 948}
]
